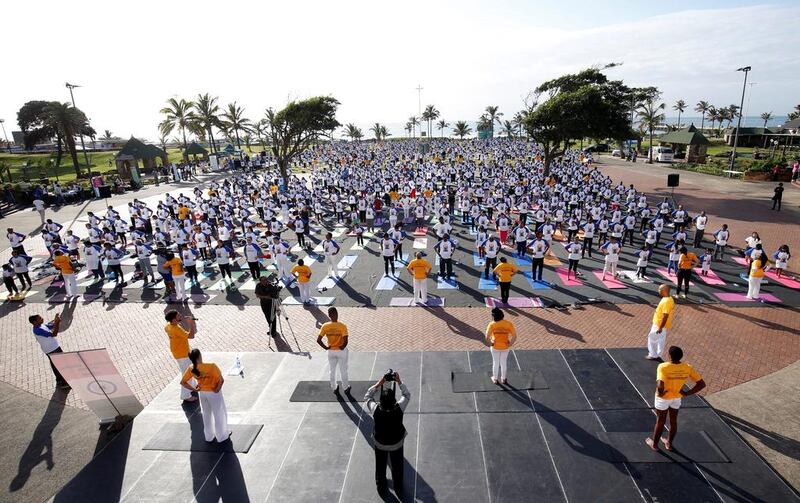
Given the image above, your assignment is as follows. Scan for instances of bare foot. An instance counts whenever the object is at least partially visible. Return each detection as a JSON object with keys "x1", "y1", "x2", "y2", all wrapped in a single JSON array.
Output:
[
  {"x1": 661, "y1": 438, "x2": 673, "y2": 451},
  {"x1": 645, "y1": 437, "x2": 659, "y2": 451}
]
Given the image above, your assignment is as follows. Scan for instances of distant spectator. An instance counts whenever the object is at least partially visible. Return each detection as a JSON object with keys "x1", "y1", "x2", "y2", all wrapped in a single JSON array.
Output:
[{"x1": 771, "y1": 183, "x2": 784, "y2": 211}]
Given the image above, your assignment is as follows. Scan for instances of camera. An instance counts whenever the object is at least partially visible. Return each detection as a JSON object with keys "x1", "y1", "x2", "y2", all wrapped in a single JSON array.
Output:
[{"x1": 383, "y1": 369, "x2": 395, "y2": 382}]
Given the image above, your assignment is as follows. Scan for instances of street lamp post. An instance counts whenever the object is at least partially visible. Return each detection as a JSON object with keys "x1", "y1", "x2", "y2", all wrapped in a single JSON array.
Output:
[
  {"x1": 65, "y1": 82, "x2": 91, "y2": 170},
  {"x1": 729, "y1": 66, "x2": 751, "y2": 171},
  {"x1": 0, "y1": 119, "x2": 10, "y2": 153}
]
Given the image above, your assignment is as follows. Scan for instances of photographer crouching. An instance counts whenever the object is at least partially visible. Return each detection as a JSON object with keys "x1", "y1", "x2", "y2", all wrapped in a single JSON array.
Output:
[
  {"x1": 254, "y1": 275, "x2": 282, "y2": 338},
  {"x1": 364, "y1": 370, "x2": 412, "y2": 496}
]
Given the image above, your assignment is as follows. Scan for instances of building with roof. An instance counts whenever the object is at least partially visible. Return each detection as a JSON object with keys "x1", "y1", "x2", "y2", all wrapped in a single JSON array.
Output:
[{"x1": 657, "y1": 124, "x2": 710, "y2": 163}]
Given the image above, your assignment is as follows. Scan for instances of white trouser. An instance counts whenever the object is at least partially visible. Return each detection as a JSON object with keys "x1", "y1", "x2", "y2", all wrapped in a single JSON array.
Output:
[
  {"x1": 647, "y1": 325, "x2": 667, "y2": 359},
  {"x1": 199, "y1": 390, "x2": 229, "y2": 442},
  {"x1": 747, "y1": 276, "x2": 762, "y2": 299},
  {"x1": 325, "y1": 255, "x2": 339, "y2": 277},
  {"x1": 413, "y1": 278, "x2": 427, "y2": 303},
  {"x1": 604, "y1": 258, "x2": 618, "y2": 276},
  {"x1": 275, "y1": 255, "x2": 290, "y2": 278},
  {"x1": 177, "y1": 358, "x2": 194, "y2": 400},
  {"x1": 298, "y1": 281, "x2": 311, "y2": 301},
  {"x1": 63, "y1": 273, "x2": 77, "y2": 296},
  {"x1": 173, "y1": 274, "x2": 187, "y2": 300},
  {"x1": 490, "y1": 347, "x2": 510, "y2": 379},
  {"x1": 328, "y1": 348, "x2": 349, "y2": 389}
]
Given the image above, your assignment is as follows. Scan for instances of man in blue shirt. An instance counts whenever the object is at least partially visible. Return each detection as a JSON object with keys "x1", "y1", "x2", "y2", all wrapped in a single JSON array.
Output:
[{"x1": 29, "y1": 313, "x2": 70, "y2": 388}]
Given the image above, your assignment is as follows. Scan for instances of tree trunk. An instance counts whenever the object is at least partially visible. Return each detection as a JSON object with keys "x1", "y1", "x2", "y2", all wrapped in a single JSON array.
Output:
[
  {"x1": 277, "y1": 157, "x2": 289, "y2": 188},
  {"x1": 65, "y1": 133, "x2": 81, "y2": 177},
  {"x1": 235, "y1": 130, "x2": 241, "y2": 148},
  {"x1": 181, "y1": 128, "x2": 189, "y2": 162},
  {"x1": 700, "y1": 114, "x2": 705, "y2": 132},
  {"x1": 55, "y1": 135, "x2": 63, "y2": 170},
  {"x1": 209, "y1": 128, "x2": 217, "y2": 153},
  {"x1": 677, "y1": 112, "x2": 682, "y2": 130},
  {"x1": 648, "y1": 128, "x2": 654, "y2": 163}
]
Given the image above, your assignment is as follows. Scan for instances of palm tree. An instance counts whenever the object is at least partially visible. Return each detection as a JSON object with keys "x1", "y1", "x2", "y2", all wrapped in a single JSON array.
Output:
[
  {"x1": 44, "y1": 102, "x2": 89, "y2": 177},
  {"x1": 193, "y1": 93, "x2": 221, "y2": 153},
  {"x1": 404, "y1": 122, "x2": 412, "y2": 138},
  {"x1": 423, "y1": 105, "x2": 439, "y2": 137},
  {"x1": 220, "y1": 102, "x2": 252, "y2": 149},
  {"x1": 726, "y1": 104, "x2": 740, "y2": 129},
  {"x1": 513, "y1": 111, "x2": 527, "y2": 137},
  {"x1": 252, "y1": 119, "x2": 268, "y2": 149},
  {"x1": 370, "y1": 123, "x2": 386, "y2": 141},
  {"x1": 673, "y1": 99, "x2": 686, "y2": 129},
  {"x1": 500, "y1": 120, "x2": 515, "y2": 139},
  {"x1": 159, "y1": 97, "x2": 195, "y2": 160},
  {"x1": 436, "y1": 120, "x2": 449, "y2": 137},
  {"x1": 760, "y1": 112, "x2": 773, "y2": 128},
  {"x1": 243, "y1": 134, "x2": 253, "y2": 150},
  {"x1": 344, "y1": 123, "x2": 363, "y2": 141},
  {"x1": 101, "y1": 129, "x2": 114, "y2": 140},
  {"x1": 636, "y1": 99, "x2": 666, "y2": 163},
  {"x1": 484, "y1": 106, "x2": 503, "y2": 137},
  {"x1": 158, "y1": 131, "x2": 169, "y2": 152},
  {"x1": 408, "y1": 116, "x2": 419, "y2": 138},
  {"x1": 695, "y1": 101, "x2": 710, "y2": 132},
  {"x1": 452, "y1": 121, "x2": 472, "y2": 139}
]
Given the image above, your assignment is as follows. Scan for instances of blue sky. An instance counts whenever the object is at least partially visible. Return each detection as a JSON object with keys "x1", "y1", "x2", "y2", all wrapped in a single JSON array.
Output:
[{"x1": 1, "y1": 0, "x2": 798, "y2": 140}]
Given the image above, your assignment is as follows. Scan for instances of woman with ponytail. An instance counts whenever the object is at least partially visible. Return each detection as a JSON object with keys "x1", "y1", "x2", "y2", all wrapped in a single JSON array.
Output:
[{"x1": 180, "y1": 348, "x2": 229, "y2": 442}]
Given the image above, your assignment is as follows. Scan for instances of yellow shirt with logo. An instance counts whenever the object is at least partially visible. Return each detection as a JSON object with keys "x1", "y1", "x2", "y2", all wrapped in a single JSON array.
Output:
[
  {"x1": 678, "y1": 252, "x2": 698, "y2": 270},
  {"x1": 749, "y1": 260, "x2": 768, "y2": 278},
  {"x1": 163, "y1": 257, "x2": 185, "y2": 276},
  {"x1": 407, "y1": 258, "x2": 432, "y2": 280},
  {"x1": 53, "y1": 255, "x2": 75, "y2": 275},
  {"x1": 652, "y1": 297, "x2": 675, "y2": 329},
  {"x1": 656, "y1": 362, "x2": 702, "y2": 399},
  {"x1": 291, "y1": 264, "x2": 312, "y2": 283},
  {"x1": 493, "y1": 262, "x2": 518, "y2": 283},
  {"x1": 319, "y1": 321, "x2": 349, "y2": 350},
  {"x1": 182, "y1": 362, "x2": 222, "y2": 392},
  {"x1": 165, "y1": 323, "x2": 190, "y2": 359},
  {"x1": 486, "y1": 319, "x2": 516, "y2": 350}
]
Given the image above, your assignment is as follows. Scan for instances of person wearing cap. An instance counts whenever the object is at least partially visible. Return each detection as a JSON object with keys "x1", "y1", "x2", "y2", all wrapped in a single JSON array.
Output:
[
  {"x1": 485, "y1": 308, "x2": 517, "y2": 384},
  {"x1": 364, "y1": 371, "x2": 411, "y2": 496},
  {"x1": 406, "y1": 251, "x2": 432, "y2": 304}
]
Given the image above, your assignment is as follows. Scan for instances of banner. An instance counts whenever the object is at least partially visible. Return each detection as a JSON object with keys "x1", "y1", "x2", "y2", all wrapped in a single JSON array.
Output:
[{"x1": 50, "y1": 349, "x2": 143, "y2": 423}]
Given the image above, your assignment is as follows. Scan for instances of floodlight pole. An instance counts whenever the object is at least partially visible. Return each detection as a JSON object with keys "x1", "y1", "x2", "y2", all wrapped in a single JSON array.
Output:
[
  {"x1": 0, "y1": 119, "x2": 10, "y2": 153},
  {"x1": 416, "y1": 85, "x2": 423, "y2": 117},
  {"x1": 729, "y1": 66, "x2": 751, "y2": 171},
  {"x1": 66, "y1": 82, "x2": 91, "y2": 170}
]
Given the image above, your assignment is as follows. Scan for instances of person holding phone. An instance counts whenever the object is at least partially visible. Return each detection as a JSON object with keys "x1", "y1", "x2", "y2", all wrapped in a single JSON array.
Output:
[{"x1": 165, "y1": 310, "x2": 197, "y2": 402}]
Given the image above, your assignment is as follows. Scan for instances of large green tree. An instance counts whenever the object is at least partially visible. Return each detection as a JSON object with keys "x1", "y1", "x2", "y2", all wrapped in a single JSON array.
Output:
[
  {"x1": 221, "y1": 101, "x2": 252, "y2": 149},
  {"x1": 193, "y1": 93, "x2": 221, "y2": 153},
  {"x1": 695, "y1": 100, "x2": 710, "y2": 132},
  {"x1": 637, "y1": 98, "x2": 666, "y2": 163},
  {"x1": 422, "y1": 105, "x2": 439, "y2": 138},
  {"x1": 264, "y1": 96, "x2": 340, "y2": 185},
  {"x1": 17, "y1": 100, "x2": 90, "y2": 177},
  {"x1": 523, "y1": 67, "x2": 634, "y2": 173},
  {"x1": 452, "y1": 121, "x2": 471, "y2": 139},
  {"x1": 159, "y1": 98, "x2": 195, "y2": 161}
]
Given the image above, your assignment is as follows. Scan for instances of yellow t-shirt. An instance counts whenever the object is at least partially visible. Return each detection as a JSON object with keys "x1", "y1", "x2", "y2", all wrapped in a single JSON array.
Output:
[
  {"x1": 656, "y1": 362, "x2": 702, "y2": 399},
  {"x1": 652, "y1": 297, "x2": 675, "y2": 329},
  {"x1": 493, "y1": 262, "x2": 518, "y2": 283},
  {"x1": 486, "y1": 319, "x2": 516, "y2": 350},
  {"x1": 291, "y1": 264, "x2": 312, "y2": 283},
  {"x1": 407, "y1": 258, "x2": 432, "y2": 280},
  {"x1": 163, "y1": 257, "x2": 185, "y2": 276},
  {"x1": 182, "y1": 362, "x2": 222, "y2": 392},
  {"x1": 319, "y1": 321, "x2": 349, "y2": 350},
  {"x1": 750, "y1": 260, "x2": 768, "y2": 278},
  {"x1": 177, "y1": 206, "x2": 191, "y2": 220},
  {"x1": 678, "y1": 252, "x2": 698, "y2": 270},
  {"x1": 165, "y1": 323, "x2": 190, "y2": 359},
  {"x1": 53, "y1": 255, "x2": 75, "y2": 275}
]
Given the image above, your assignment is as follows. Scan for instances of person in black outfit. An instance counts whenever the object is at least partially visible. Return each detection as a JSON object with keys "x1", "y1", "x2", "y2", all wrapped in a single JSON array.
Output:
[
  {"x1": 771, "y1": 182, "x2": 784, "y2": 211},
  {"x1": 254, "y1": 276, "x2": 281, "y2": 337},
  {"x1": 364, "y1": 371, "x2": 412, "y2": 496}
]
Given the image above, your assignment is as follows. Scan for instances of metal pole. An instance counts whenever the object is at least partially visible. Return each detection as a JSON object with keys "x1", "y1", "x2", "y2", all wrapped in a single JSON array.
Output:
[
  {"x1": 416, "y1": 85, "x2": 423, "y2": 116},
  {"x1": 0, "y1": 119, "x2": 10, "y2": 153},
  {"x1": 66, "y1": 83, "x2": 91, "y2": 170},
  {"x1": 729, "y1": 67, "x2": 750, "y2": 171}
]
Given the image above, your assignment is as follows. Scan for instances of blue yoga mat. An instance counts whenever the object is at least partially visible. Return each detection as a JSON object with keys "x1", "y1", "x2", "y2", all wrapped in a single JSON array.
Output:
[
  {"x1": 523, "y1": 271, "x2": 551, "y2": 289},
  {"x1": 515, "y1": 256, "x2": 533, "y2": 267},
  {"x1": 473, "y1": 252, "x2": 486, "y2": 267},
  {"x1": 478, "y1": 277, "x2": 498, "y2": 290},
  {"x1": 437, "y1": 278, "x2": 458, "y2": 289},
  {"x1": 375, "y1": 275, "x2": 397, "y2": 290}
]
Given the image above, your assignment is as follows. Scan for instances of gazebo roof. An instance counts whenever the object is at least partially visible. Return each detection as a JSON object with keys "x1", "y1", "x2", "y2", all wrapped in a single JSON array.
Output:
[
  {"x1": 658, "y1": 124, "x2": 710, "y2": 145},
  {"x1": 185, "y1": 142, "x2": 208, "y2": 155},
  {"x1": 117, "y1": 137, "x2": 166, "y2": 159}
]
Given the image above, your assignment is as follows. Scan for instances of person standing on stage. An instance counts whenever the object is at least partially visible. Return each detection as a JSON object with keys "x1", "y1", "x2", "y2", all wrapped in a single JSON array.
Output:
[
  {"x1": 317, "y1": 307, "x2": 349, "y2": 393},
  {"x1": 164, "y1": 310, "x2": 197, "y2": 402},
  {"x1": 29, "y1": 313, "x2": 70, "y2": 389},
  {"x1": 254, "y1": 276, "x2": 281, "y2": 337},
  {"x1": 485, "y1": 307, "x2": 516, "y2": 384},
  {"x1": 181, "y1": 348, "x2": 229, "y2": 443},
  {"x1": 365, "y1": 371, "x2": 411, "y2": 496},
  {"x1": 646, "y1": 346, "x2": 705, "y2": 452},
  {"x1": 646, "y1": 284, "x2": 674, "y2": 360},
  {"x1": 407, "y1": 252, "x2": 432, "y2": 304}
]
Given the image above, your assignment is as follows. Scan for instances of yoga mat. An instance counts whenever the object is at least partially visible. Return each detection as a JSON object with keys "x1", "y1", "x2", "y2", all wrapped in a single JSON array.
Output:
[
  {"x1": 317, "y1": 271, "x2": 346, "y2": 290},
  {"x1": 143, "y1": 423, "x2": 263, "y2": 453},
  {"x1": 732, "y1": 256, "x2": 749, "y2": 266},
  {"x1": 413, "y1": 227, "x2": 429, "y2": 236},
  {"x1": 473, "y1": 253, "x2": 486, "y2": 267},
  {"x1": 337, "y1": 254, "x2": 358, "y2": 269},
  {"x1": 478, "y1": 277, "x2": 498, "y2": 290},
  {"x1": 289, "y1": 381, "x2": 373, "y2": 402},
  {"x1": 523, "y1": 272, "x2": 551, "y2": 290},
  {"x1": 739, "y1": 273, "x2": 768, "y2": 284},
  {"x1": 413, "y1": 238, "x2": 428, "y2": 249},
  {"x1": 451, "y1": 371, "x2": 548, "y2": 393},
  {"x1": 396, "y1": 253, "x2": 410, "y2": 264},
  {"x1": 515, "y1": 256, "x2": 532, "y2": 267},
  {"x1": 349, "y1": 243, "x2": 365, "y2": 250},
  {"x1": 389, "y1": 297, "x2": 445, "y2": 307},
  {"x1": 544, "y1": 253, "x2": 563, "y2": 267},
  {"x1": 555, "y1": 268, "x2": 583, "y2": 287},
  {"x1": 592, "y1": 270, "x2": 627, "y2": 289},
  {"x1": 693, "y1": 268, "x2": 726, "y2": 285},
  {"x1": 437, "y1": 278, "x2": 458, "y2": 289},
  {"x1": 714, "y1": 292, "x2": 782, "y2": 303},
  {"x1": 484, "y1": 297, "x2": 543, "y2": 308},
  {"x1": 765, "y1": 271, "x2": 800, "y2": 289},
  {"x1": 596, "y1": 431, "x2": 729, "y2": 463},
  {"x1": 656, "y1": 268, "x2": 694, "y2": 286},
  {"x1": 619, "y1": 270, "x2": 652, "y2": 284},
  {"x1": 375, "y1": 275, "x2": 397, "y2": 290},
  {"x1": 282, "y1": 296, "x2": 335, "y2": 306}
]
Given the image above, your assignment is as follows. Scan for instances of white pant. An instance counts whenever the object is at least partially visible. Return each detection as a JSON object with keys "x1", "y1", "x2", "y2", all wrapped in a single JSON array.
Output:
[
  {"x1": 63, "y1": 273, "x2": 78, "y2": 296},
  {"x1": 298, "y1": 281, "x2": 311, "y2": 302},
  {"x1": 328, "y1": 348, "x2": 349, "y2": 389},
  {"x1": 490, "y1": 347, "x2": 510, "y2": 379},
  {"x1": 603, "y1": 258, "x2": 618, "y2": 276},
  {"x1": 199, "y1": 390, "x2": 229, "y2": 442},
  {"x1": 413, "y1": 278, "x2": 427, "y2": 303},
  {"x1": 747, "y1": 276, "x2": 762, "y2": 299},
  {"x1": 647, "y1": 325, "x2": 667, "y2": 359},
  {"x1": 173, "y1": 274, "x2": 187, "y2": 300},
  {"x1": 275, "y1": 255, "x2": 290, "y2": 278},
  {"x1": 325, "y1": 255, "x2": 339, "y2": 277},
  {"x1": 177, "y1": 358, "x2": 194, "y2": 400}
]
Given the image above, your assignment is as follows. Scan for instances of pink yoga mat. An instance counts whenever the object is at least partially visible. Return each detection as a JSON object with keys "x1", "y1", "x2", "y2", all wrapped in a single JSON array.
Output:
[
  {"x1": 732, "y1": 256, "x2": 749, "y2": 266},
  {"x1": 413, "y1": 227, "x2": 428, "y2": 236},
  {"x1": 765, "y1": 271, "x2": 800, "y2": 289},
  {"x1": 656, "y1": 268, "x2": 695, "y2": 286},
  {"x1": 592, "y1": 270, "x2": 626, "y2": 289},
  {"x1": 555, "y1": 268, "x2": 583, "y2": 287},
  {"x1": 714, "y1": 292, "x2": 782, "y2": 303},
  {"x1": 693, "y1": 268, "x2": 725, "y2": 286}
]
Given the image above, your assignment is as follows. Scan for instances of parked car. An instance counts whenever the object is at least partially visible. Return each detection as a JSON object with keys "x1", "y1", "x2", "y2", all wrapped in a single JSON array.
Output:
[
  {"x1": 648, "y1": 146, "x2": 674, "y2": 162},
  {"x1": 583, "y1": 143, "x2": 610, "y2": 153}
]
